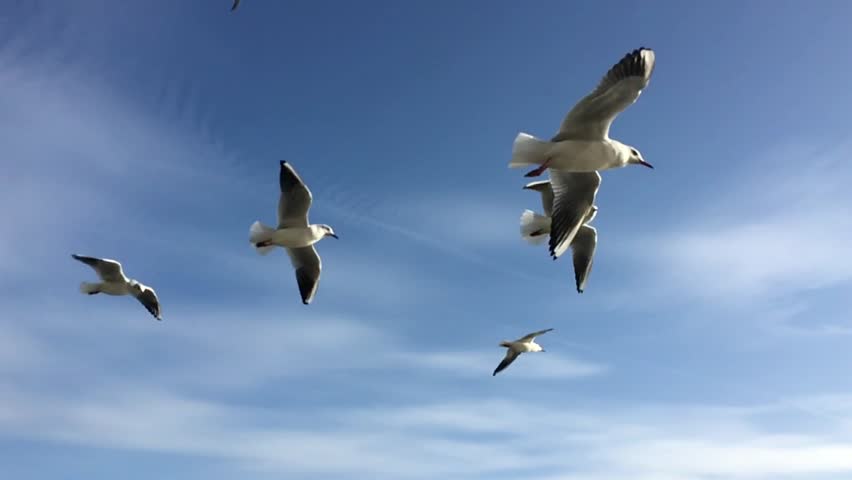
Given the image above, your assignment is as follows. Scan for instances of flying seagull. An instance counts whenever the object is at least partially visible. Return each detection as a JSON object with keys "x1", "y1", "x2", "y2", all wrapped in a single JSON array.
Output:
[
  {"x1": 520, "y1": 176, "x2": 599, "y2": 293},
  {"x1": 509, "y1": 47, "x2": 656, "y2": 176},
  {"x1": 249, "y1": 161, "x2": 338, "y2": 305},
  {"x1": 231, "y1": 0, "x2": 240, "y2": 12},
  {"x1": 71, "y1": 254, "x2": 162, "y2": 320},
  {"x1": 493, "y1": 328, "x2": 554, "y2": 376}
]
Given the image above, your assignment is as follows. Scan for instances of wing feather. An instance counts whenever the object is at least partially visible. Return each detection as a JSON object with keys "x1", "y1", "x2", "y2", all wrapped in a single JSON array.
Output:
[
  {"x1": 286, "y1": 246, "x2": 322, "y2": 304},
  {"x1": 278, "y1": 161, "x2": 313, "y2": 228},
  {"x1": 548, "y1": 171, "x2": 600, "y2": 259},
  {"x1": 554, "y1": 48, "x2": 655, "y2": 141}
]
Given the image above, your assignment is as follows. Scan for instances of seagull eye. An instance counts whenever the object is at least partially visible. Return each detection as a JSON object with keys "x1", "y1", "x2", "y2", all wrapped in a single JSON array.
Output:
[{"x1": 630, "y1": 148, "x2": 638, "y2": 156}]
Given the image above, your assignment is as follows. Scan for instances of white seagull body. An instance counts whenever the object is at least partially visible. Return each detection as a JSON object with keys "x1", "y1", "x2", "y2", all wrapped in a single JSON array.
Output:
[
  {"x1": 520, "y1": 176, "x2": 599, "y2": 293},
  {"x1": 508, "y1": 47, "x2": 656, "y2": 176},
  {"x1": 249, "y1": 160, "x2": 338, "y2": 305},
  {"x1": 71, "y1": 254, "x2": 162, "y2": 320},
  {"x1": 493, "y1": 328, "x2": 554, "y2": 376}
]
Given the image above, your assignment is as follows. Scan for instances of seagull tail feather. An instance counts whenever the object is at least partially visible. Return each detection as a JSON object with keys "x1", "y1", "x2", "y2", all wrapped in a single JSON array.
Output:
[
  {"x1": 509, "y1": 132, "x2": 550, "y2": 168},
  {"x1": 520, "y1": 210, "x2": 550, "y2": 245},
  {"x1": 249, "y1": 221, "x2": 276, "y2": 255}
]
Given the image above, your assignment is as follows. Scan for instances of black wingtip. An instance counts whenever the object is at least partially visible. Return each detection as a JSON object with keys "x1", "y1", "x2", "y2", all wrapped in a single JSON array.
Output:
[{"x1": 280, "y1": 160, "x2": 288, "y2": 166}]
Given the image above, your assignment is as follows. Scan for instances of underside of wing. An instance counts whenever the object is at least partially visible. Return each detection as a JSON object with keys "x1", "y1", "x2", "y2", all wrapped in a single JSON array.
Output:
[
  {"x1": 278, "y1": 161, "x2": 313, "y2": 228},
  {"x1": 71, "y1": 254, "x2": 125, "y2": 282},
  {"x1": 571, "y1": 225, "x2": 597, "y2": 293},
  {"x1": 555, "y1": 47, "x2": 656, "y2": 141},
  {"x1": 493, "y1": 350, "x2": 520, "y2": 376},
  {"x1": 135, "y1": 288, "x2": 162, "y2": 320},
  {"x1": 548, "y1": 171, "x2": 601, "y2": 260},
  {"x1": 519, "y1": 328, "x2": 554, "y2": 342},
  {"x1": 287, "y1": 246, "x2": 322, "y2": 304}
]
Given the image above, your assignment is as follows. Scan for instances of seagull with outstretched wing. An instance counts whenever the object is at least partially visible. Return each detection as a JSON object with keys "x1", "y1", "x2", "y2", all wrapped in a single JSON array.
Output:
[
  {"x1": 520, "y1": 176, "x2": 599, "y2": 293},
  {"x1": 509, "y1": 47, "x2": 657, "y2": 176},
  {"x1": 248, "y1": 161, "x2": 338, "y2": 305},
  {"x1": 493, "y1": 328, "x2": 554, "y2": 376},
  {"x1": 71, "y1": 254, "x2": 162, "y2": 320}
]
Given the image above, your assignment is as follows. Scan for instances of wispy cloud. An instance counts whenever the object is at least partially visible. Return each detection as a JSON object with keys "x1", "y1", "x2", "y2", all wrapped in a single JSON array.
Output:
[
  {"x1": 3, "y1": 380, "x2": 852, "y2": 480},
  {"x1": 597, "y1": 141, "x2": 852, "y2": 340}
]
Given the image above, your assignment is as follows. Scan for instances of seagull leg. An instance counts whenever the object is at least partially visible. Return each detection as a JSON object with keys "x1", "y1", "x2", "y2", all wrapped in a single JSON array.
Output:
[{"x1": 523, "y1": 157, "x2": 552, "y2": 177}]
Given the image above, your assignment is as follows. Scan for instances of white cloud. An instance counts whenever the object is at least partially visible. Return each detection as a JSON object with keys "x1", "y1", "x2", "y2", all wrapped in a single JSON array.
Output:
[
  {"x1": 602, "y1": 140, "x2": 852, "y2": 331},
  {"x1": 3, "y1": 385, "x2": 852, "y2": 480}
]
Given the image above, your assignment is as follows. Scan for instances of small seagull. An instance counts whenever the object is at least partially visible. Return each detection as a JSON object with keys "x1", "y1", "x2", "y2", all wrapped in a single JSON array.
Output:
[
  {"x1": 520, "y1": 176, "x2": 598, "y2": 293},
  {"x1": 71, "y1": 254, "x2": 162, "y2": 320},
  {"x1": 249, "y1": 161, "x2": 338, "y2": 305},
  {"x1": 493, "y1": 328, "x2": 554, "y2": 376},
  {"x1": 230, "y1": 0, "x2": 241, "y2": 12},
  {"x1": 508, "y1": 47, "x2": 656, "y2": 176}
]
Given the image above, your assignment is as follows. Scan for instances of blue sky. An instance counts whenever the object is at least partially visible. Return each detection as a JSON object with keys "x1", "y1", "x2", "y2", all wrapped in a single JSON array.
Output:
[{"x1": 2, "y1": 0, "x2": 852, "y2": 478}]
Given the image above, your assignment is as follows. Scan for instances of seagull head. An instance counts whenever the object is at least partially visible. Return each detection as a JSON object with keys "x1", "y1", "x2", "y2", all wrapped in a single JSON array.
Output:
[
  {"x1": 626, "y1": 145, "x2": 653, "y2": 169},
  {"x1": 321, "y1": 225, "x2": 339, "y2": 240}
]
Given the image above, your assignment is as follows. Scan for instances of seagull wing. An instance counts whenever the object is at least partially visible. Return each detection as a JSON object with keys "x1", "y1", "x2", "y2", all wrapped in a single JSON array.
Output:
[
  {"x1": 134, "y1": 285, "x2": 162, "y2": 320},
  {"x1": 571, "y1": 224, "x2": 597, "y2": 293},
  {"x1": 286, "y1": 245, "x2": 322, "y2": 305},
  {"x1": 71, "y1": 254, "x2": 126, "y2": 283},
  {"x1": 523, "y1": 180, "x2": 554, "y2": 217},
  {"x1": 548, "y1": 171, "x2": 600, "y2": 259},
  {"x1": 554, "y1": 48, "x2": 656, "y2": 141},
  {"x1": 277, "y1": 161, "x2": 313, "y2": 228},
  {"x1": 518, "y1": 328, "x2": 554, "y2": 343},
  {"x1": 493, "y1": 349, "x2": 520, "y2": 376}
]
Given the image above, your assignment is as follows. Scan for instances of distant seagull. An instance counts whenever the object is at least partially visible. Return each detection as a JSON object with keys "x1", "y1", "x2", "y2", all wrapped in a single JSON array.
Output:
[
  {"x1": 249, "y1": 161, "x2": 338, "y2": 305},
  {"x1": 71, "y1": 254, "x2": 162, "y2": 320},
  {"x1": 509, "y1": 47, "x2": 656, "y2": 176},
  {"x1": 231, "y1": 0, "x2": 240, "y2": 12},
  {"x1": 520, "y1": 177, "x2": 598, "y2": 293},
  {"x1": 493, "y1": 328, "x2": 554, "y2": 376}
]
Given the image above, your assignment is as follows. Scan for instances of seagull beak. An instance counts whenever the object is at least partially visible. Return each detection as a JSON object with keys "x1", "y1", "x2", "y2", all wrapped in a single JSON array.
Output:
[
  {"x1": 329, "y1": 233, "x2": 339, "y2": 239},
  {"x1": 638, "y1": 159, "x2": 654, "y2": 169}
]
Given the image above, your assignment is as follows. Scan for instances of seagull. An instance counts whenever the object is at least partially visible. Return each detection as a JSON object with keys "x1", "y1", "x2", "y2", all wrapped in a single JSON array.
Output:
[
  {"x1": 520, "y1": 176, "x2": 599, "y2": 293},
  {"x1": 71, "y1": 254, "x2": 162, "y2": 320},
  {"x1": 249, "y1": 161, "x2": 338, "y2": 305},
  {"x1": 231, "y1": 0, "x2": 240, "y2": 12},
  {"x1": 508, "y1": 47, "x2": 656, "y2": 176},
  {"x1": 493, "y1": 328, "x2": 554, "y2": 376}
]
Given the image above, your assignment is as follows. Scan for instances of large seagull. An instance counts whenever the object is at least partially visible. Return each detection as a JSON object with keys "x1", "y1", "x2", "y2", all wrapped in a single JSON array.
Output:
[
  {"x1": 509, "y1": 47, "x2": 656, "y2": 176},
  {"x1": 520, "y1": 177, "x2": 598, "y2": 293},
  {"x1": 249, "y1": 161, "x2": 338, "y2": 305}
]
